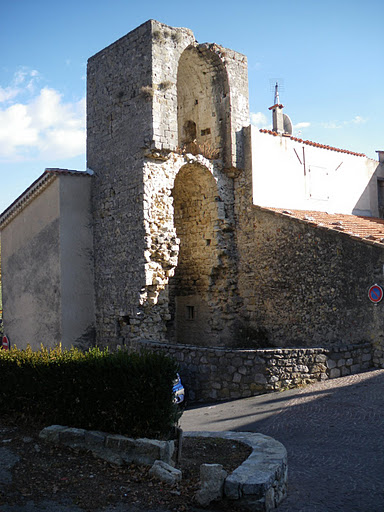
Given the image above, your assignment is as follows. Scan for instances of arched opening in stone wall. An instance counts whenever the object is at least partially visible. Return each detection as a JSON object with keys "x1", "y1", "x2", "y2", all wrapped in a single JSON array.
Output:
[
  {"x1": 168, "y1": 162, "x2": 231, "y2": 346},
  {"x1": 177, "y1": 45, "x2": 231, "y2": 164}
]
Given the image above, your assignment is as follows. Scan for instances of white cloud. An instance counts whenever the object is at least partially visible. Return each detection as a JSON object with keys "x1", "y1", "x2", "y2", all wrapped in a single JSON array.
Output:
[
  {"x1": 351, "y1": 115, "x2": 367, "y2": 125},
  {"x1": 0, "y1": 72, "x2": 85, "y2": 162},
  {"x1": 321, "y1": 121, "x2": 342, "y2": 129},
  {"x1": 294, "y1": 122, "x2": 310, "y2": 129},
  {"x1": 0, "y1": 104, "x2": 38, "y2": 153},
  {"x1": 250, "y1": 111, "x2": 270, "y2": 129}
]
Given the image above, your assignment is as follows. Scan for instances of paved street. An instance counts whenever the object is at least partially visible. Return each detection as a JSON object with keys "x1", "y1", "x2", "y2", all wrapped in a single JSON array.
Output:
[{"x1": 181, "y1": 369, "x2": 384, "y2": 512}]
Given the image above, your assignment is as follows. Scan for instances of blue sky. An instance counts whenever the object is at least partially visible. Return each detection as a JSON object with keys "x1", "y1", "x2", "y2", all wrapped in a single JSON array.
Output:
[{"x1": 1, "y1": 0, "x2": 383, "y2": 213}]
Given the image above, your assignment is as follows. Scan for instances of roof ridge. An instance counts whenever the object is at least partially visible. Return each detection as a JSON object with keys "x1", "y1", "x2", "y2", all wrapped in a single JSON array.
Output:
[
  {"x1": 259, "y1": 129, "x2": 367, "y2": 158},
  {"x1": 0, "y1": 168, "x2": 92, "y2": 230}
]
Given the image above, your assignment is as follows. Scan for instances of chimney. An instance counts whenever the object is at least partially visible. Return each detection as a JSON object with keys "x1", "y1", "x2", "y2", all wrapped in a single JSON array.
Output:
[{"x1": 376, "y1": 151, "x2": 384, "y2": 164}]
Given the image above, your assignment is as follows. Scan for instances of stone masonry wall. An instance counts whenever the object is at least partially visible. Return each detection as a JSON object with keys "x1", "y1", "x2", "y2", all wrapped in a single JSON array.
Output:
[
  {"x1": 117, "y1": 151, "x2": 240, "y2": 347},
  {"x1": 234, "y1": 130, "x2": 384, "y2": 350},
  {"x1": 87, "y1": 21, "x2": 249, "y2": 348},
  {"x1": 129, "y1": 339, "x2": 374, "y2": 402},
  {"x1": 239, "y1": 206, "x2": 384, "y2": 347},
  {"x1": 87, "y1": 21, "x2": 153, "y2": 347}
]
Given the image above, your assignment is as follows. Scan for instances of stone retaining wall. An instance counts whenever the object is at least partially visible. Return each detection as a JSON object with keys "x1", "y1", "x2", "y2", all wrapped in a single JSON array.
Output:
[
  {"x1": 130, "y1": 340, "x2": 374, "y2": 402},
  {"x1": 373, "y1": 342, "x2": 384, "y2": 368}
]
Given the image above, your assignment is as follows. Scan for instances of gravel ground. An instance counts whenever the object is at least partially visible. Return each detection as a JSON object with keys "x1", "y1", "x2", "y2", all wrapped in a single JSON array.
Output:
[{"x1": 0, "y1": 421, "x2": 250, "y2": 512}]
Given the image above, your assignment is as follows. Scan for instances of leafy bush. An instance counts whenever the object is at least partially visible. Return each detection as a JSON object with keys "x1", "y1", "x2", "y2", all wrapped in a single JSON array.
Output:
[{"x1": 0, "y1": 346, "x2": 180, "y2": 439}]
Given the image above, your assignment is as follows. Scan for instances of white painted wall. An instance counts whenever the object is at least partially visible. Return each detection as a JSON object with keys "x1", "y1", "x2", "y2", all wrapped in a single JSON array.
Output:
[{"x1": 251, "y1": 125, "x2": 384, "y2": 216}]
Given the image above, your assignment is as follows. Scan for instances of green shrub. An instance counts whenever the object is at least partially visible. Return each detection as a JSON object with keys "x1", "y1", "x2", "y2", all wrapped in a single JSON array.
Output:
[{"x1": 0, "y1": 345, "x2": 180, "y2": 439}]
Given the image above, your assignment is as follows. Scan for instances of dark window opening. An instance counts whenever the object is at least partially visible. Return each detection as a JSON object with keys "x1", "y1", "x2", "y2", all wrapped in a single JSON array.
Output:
[
  {"x1": 186, "y1": 306, "x2": 195, "y2": 320},
  {"x1": 183, "y1": 120, "x2": 197, "y2": 143}
]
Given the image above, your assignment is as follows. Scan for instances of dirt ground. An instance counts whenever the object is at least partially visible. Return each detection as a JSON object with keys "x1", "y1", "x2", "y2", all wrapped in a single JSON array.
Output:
[{"x1": 0, "y1": 420, "x2": 251, "y2": 512}]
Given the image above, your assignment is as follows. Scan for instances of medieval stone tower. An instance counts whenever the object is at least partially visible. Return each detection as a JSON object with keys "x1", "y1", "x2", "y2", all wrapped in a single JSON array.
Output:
[
  {"x1": 87, "y1": 20, "x2": 250, "y2": 348},
  {"x1": 2, "y1": 19, "x2": 384, "y2": 401}
]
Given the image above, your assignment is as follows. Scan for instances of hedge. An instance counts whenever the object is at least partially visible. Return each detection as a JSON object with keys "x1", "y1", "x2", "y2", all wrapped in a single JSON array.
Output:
[{"x1": 0, "y1": 345, "x2": 180, "y2": 439}]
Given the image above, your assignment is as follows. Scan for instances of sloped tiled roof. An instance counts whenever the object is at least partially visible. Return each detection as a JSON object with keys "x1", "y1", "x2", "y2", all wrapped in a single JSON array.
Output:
[
  {"x1": 263, "y1": 207, "x2": 384, "y2": 246},
  {"x1": 259, "y1": 129, "x2": 367, "y2": 158}
]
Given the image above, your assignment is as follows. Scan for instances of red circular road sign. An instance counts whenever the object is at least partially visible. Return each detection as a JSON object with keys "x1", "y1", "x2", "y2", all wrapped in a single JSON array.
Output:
[
  {"x1": 368, "y1": 284, "x2": 384, "y2": 303},
  {"x1": 2, "y1": 336, "x2": 9, "y2": 350}
]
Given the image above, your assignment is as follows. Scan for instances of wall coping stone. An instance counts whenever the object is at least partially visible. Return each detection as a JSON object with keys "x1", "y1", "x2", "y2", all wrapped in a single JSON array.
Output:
[
  {"x1": 39, "y1": 425, "x2": 174, "y2": 467},
  {"x1": 184, "y1": 431, "x2": 287, "y2": 511},
  {"x1": 134, "y1": 339, "x2": 372, "y2": 355}
]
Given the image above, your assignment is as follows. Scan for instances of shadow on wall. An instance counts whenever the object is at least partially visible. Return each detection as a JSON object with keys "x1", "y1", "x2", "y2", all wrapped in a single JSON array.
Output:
[
  {"x1": 168, "y1": 162, "x2": 238, "y2": 347},
  {"x1": 353, "y1": 161, "x2": 383, "y2": 217}
]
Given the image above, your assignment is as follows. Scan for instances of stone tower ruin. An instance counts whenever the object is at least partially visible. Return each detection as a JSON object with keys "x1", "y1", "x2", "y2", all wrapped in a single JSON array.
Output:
[
  {"x1": 3, "y1": 19, "x2": 384, "y2": 401},
  {"x1": 87, "y1": 20, "x2": 250, "y2": 349}
]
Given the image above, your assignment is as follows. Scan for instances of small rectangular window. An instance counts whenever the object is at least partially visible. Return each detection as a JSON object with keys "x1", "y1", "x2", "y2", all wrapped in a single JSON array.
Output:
[
  {"x1": 201, "y1": 128, "x2": 211, "y2": 136},
  {"x1": 186, "y1": 306, "x2": 195, "y2": 320}
]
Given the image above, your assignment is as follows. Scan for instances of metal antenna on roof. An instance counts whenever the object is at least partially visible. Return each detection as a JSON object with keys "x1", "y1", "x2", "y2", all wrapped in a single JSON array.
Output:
[{"x1": 274, "y1": 82, "x2": 280, "y2": 105}]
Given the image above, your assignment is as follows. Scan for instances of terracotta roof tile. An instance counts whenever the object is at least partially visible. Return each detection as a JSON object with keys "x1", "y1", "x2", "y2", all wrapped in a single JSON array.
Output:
[
  {"x1": 259, "y1": 129, "x2": 367, "y2": 157},
  {"x1": 44, "y1": 168, "x2": 93, "y2": 176},
  {"x1": 264, "y1": 207, "x2": 384, "y2": 245},
  {"x1": 268, "y1": 103, "x2": 284, "y2": 110}
]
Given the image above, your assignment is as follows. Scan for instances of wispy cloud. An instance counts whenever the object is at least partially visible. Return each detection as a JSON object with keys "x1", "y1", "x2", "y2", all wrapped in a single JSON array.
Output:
[
  {"x1": 0, "y1": 68, "x2": 40, "y2": 103},
  {"x1": 292, "y1": 121, "x2": 311, "y2": 137},
  {"x1": 0, "y1": 70, "x2": 85, "y2": 162},
  {"x1": 321, "y1": 121, "x2": 342, "y2": 129},
  {"x1": 351, "y1": 115, "x2": 367, "y2": 125},
  {"x1": 321, "y1": 116, "x2": 368, "y2": 130},
  {"x1": 294, "y1": 122, "x2": 310, "y2": 130}
]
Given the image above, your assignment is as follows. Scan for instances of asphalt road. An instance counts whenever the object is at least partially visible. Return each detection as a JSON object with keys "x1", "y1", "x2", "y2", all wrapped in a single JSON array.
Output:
[{"x1": 181, "y1": 368, "x2": 384, "y2": 512}]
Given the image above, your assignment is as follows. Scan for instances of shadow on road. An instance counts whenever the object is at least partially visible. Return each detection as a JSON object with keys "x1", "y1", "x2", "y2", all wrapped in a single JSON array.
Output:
[{"x1": 182, "y1": 369, "x2": 384, "y2": 512}]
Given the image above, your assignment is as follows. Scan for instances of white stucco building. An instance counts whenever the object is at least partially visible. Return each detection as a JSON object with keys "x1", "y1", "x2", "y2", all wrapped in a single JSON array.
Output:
[{"x1": 251, "y1": 93, "x2": 384, "y2": 216}]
